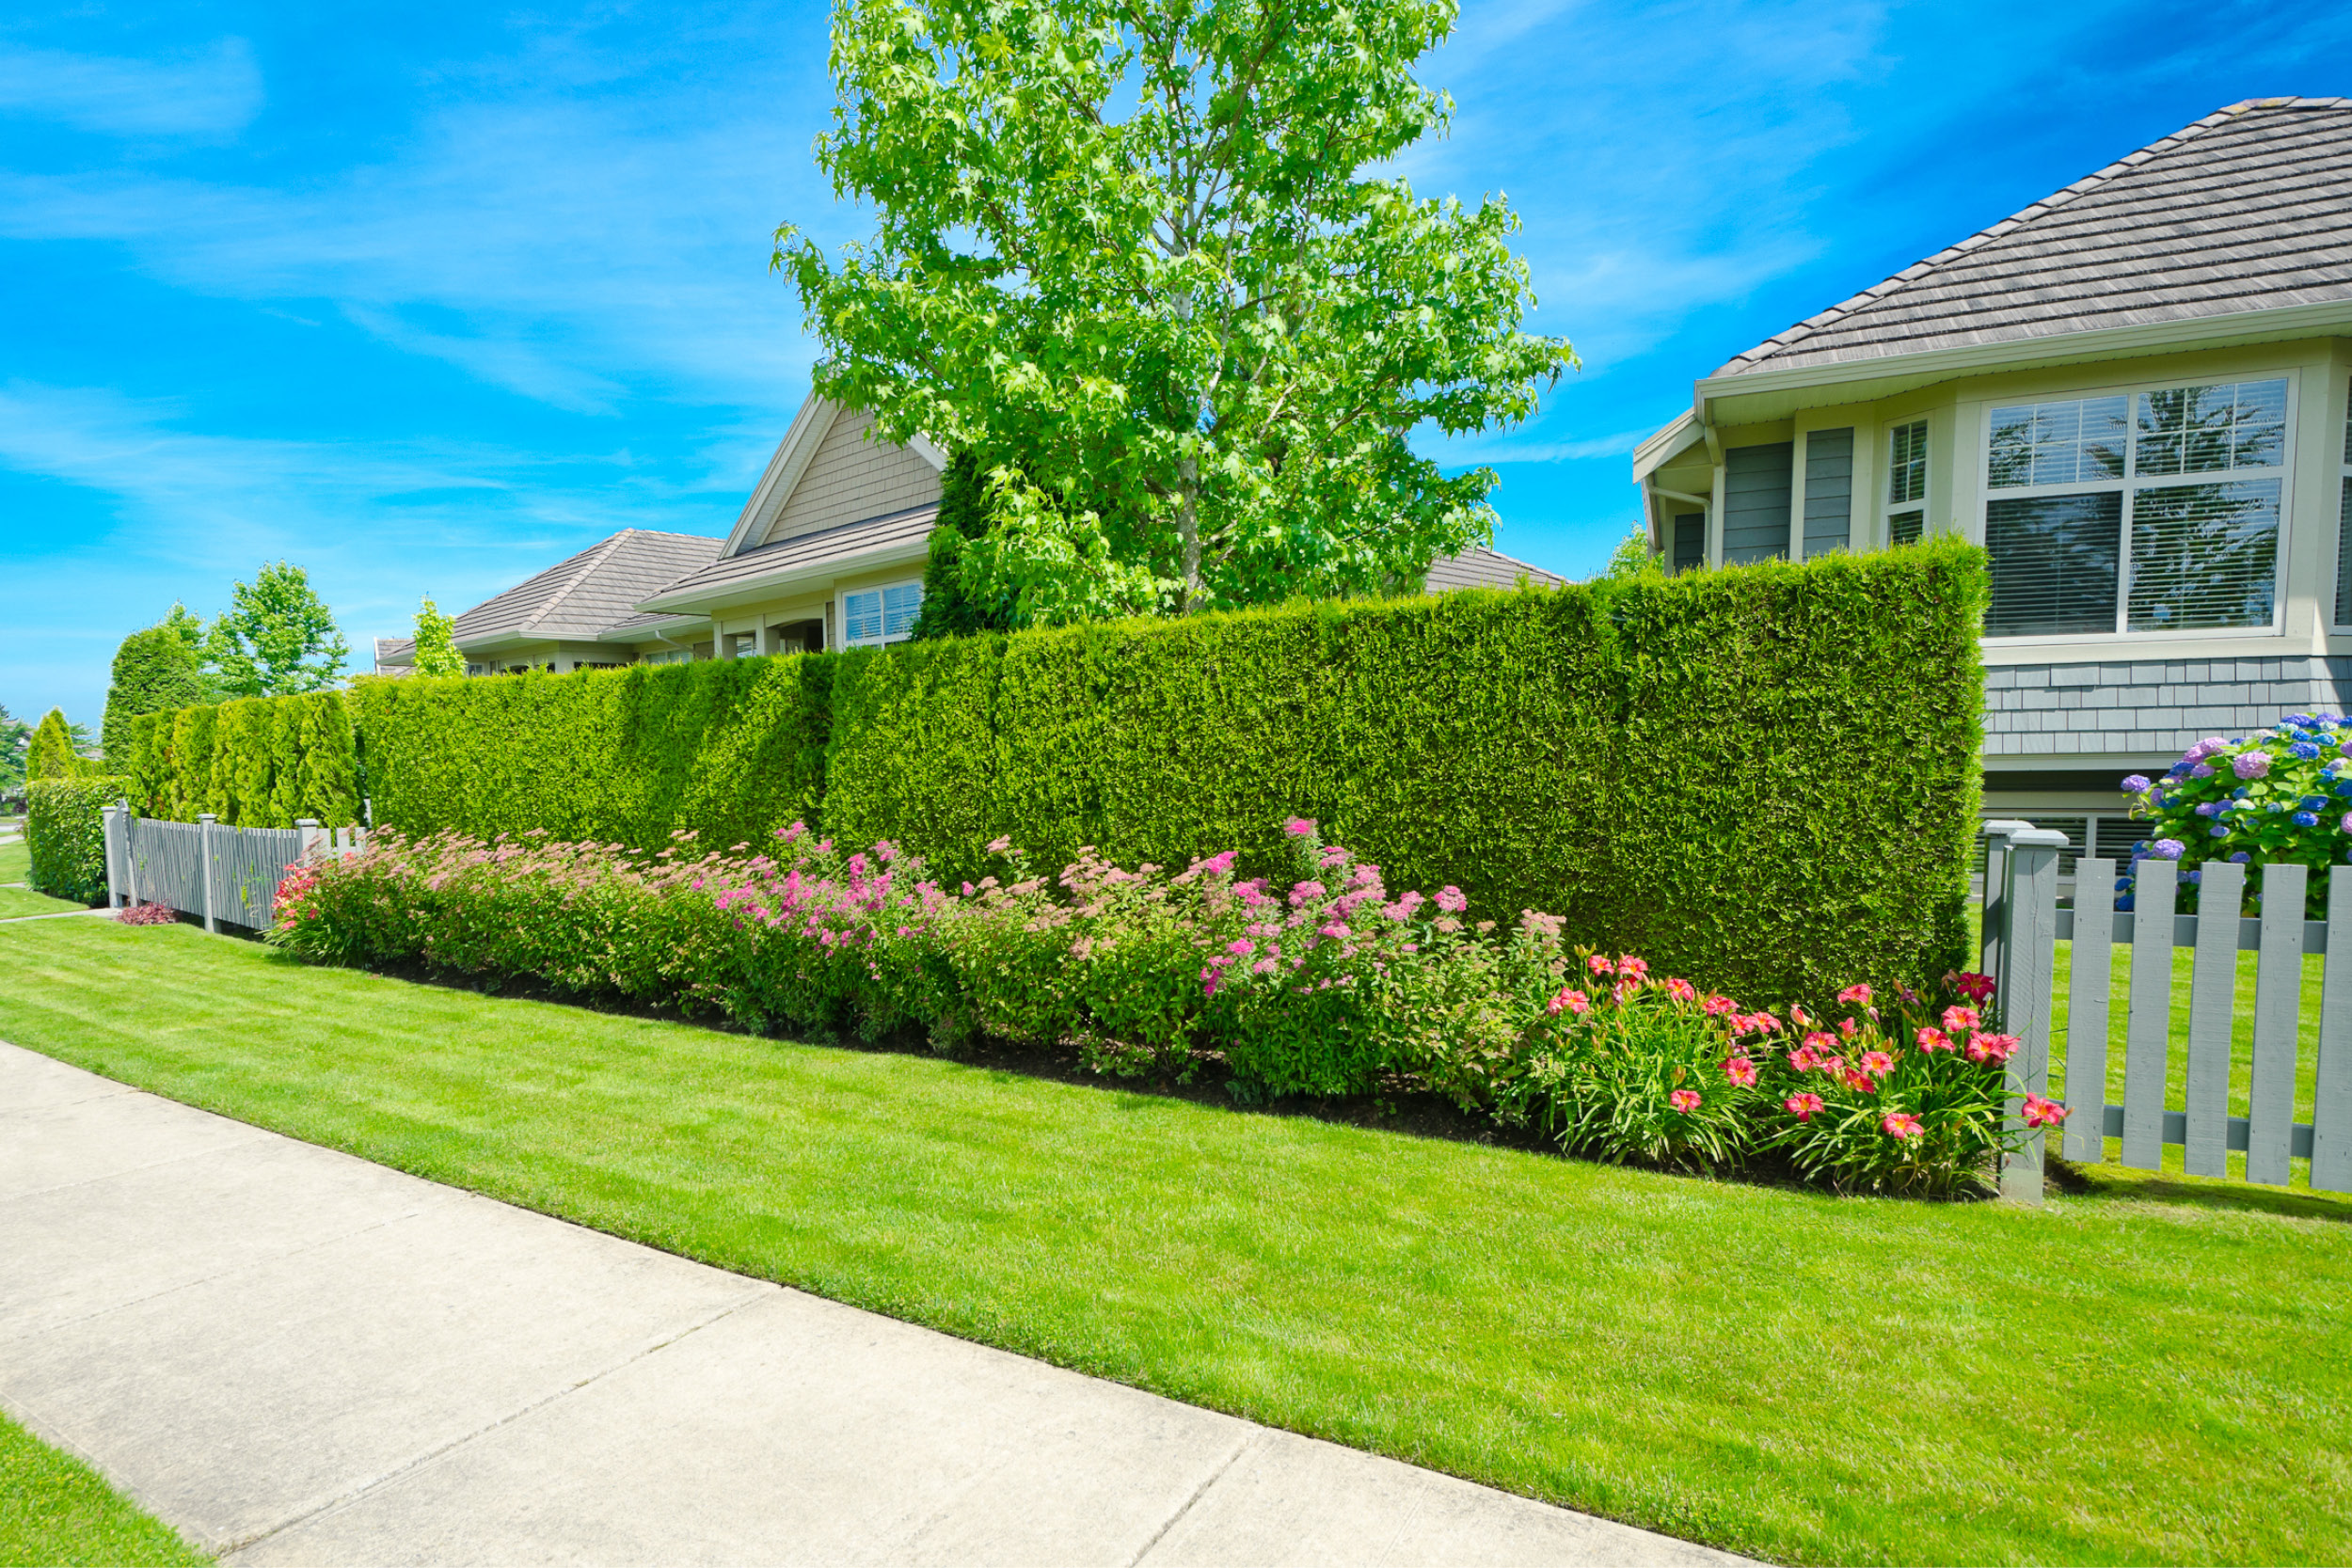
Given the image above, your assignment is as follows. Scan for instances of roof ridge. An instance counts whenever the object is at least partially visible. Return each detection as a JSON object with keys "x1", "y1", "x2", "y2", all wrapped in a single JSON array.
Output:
[
  {"x1": 520, "y1": 531, "x2": 631, "y2": 633},
  {"x1": 1719, "y1": 99, "x2": 2352, "y2": 375}
]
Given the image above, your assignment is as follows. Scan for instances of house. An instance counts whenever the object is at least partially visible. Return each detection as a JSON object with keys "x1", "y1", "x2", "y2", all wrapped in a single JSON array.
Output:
[
  {"x1": 379, "y1": 396, "x2": 1564, "y2": 675},
  {"x1": 1630, "y1": 96, "x2": 2352, "y2": 869}
]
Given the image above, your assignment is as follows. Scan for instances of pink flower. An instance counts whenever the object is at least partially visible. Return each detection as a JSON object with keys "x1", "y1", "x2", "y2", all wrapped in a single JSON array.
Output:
[
  {"x1": 1942, "y1": 1005, "x2": 1979, "y2": 1032},
  {"x1": 1669, "y1": 1088, "x2": 1702, "y2": 1114},
  {"x1": 1251, "y1": 957, "x2": 1278, "y2": 974},
  {"x1": 2232, "y1": 751, "x2": 2271, "y2": 780},
  {"x1": 1318, "y1": 922, "x2": 1352, "y2": 940},
  {"x1": 1723, "y1": 1055, "x2": 1759, "y2": 1086},
  {"x1": 1785, "y1": 1092, "x2": 1825, "y2": 1121},
  {"x1": 1836, "y1": 982, "x2": 1873, "y2": 1006},
  {"x1": 1860, "y1": 1050, "x2": 1897, "y2": 1075},
  {"x1": 1663, "y1": 977, "x2": 1696, "y2": 1002},
  {"x1": 1702, "y1": 993, "x2": 1736, "y2": 1016},
  {"x1": 1841, "y1": 1068, "x2": 1878, "y2": 1093},
  {"x1": 1966, "y1": 1032, "x2": 2019, "y2": 1064},
  {"x1": 1283, "y1": 816, "x2": 1317, "y2": 837},
  {"x1": 1788, "y1": 1044, "x2": 1820, "y2": 1072},
  {"x1": 985, "y1": 835, "x2": 1011, "y2": 853},
  {"x1": 1227, "y1": 938, "x2": 1256, "y2": 957},
  {"x1": 2021, "y1": 1093, "x2": 2071, "y2": 1129},
  {"x1": 1617, "y1": 956, "x2": 1649, "y2": 982},
  {"x1": 1915, "y1": 1027, "x2": 1953, "y2": 1054},
  {"x1": 1788, "y1": 1004, "x2": 1811, "y2": 1028},
  {"x1": 1952, "y1": 972, "x2": 1996, "y2": 1004},
  {"x1": 1838, "y1": 1017, "x2": 1858, "y2": 1038},
  {"x1": 1548, "y1": 988, "x2": 1592, "y2": 1016},
  {"x1": 1436, "y1": 885, "x2": 1469, "y2": 913},
  {"x1": 1588, "y1": 953, "x2": 1616, "y2": 977},
  {"x1": 1882, "y1": 1112, "x2": 1925, "y2": 1140},
  {"x1": 1803, "y1": 1030, "x2": 1836, "y2": 1053}
]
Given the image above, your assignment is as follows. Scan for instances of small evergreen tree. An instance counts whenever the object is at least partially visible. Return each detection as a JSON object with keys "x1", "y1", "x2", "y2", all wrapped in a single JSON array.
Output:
[
  {"x1": 26, "y1": 709, "x2": 87, "y2": 781},
  {"x1": 1599, "y1": 525, "x2": 1663, "y2": 581},
  {"x1": 411, "y1": 596, "x2": 466, "y2": 678},
  {"x1": 0, "y1": 704, "x2": 29, "y2": 788},
  {"x1": 103, "y1": 610, "x2": 213, "y2": 763},
  {"x1": 910, "y1": 455, "x2": 1017, "y2": 641}
]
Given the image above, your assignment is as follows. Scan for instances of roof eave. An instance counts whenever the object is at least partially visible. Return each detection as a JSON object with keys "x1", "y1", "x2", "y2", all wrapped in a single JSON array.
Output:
[
  {"x1": 634, "y1": 536, "x2": 932, "y2": 617},
  {"x1": 1694, "y1": 297, "x2": 2352, "y2": 428},
  {"x1": 1630, "y1": 412, "x2": 1706, "y2": 483}
]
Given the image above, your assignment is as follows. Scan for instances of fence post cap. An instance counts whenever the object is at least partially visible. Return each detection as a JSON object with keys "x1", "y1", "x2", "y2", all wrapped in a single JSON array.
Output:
[
  {"x1": 1981, "y1": 818, "x2": 2035, "y2": 838},
  {"x1": 294, "y1": 817, "x2": 321, "y2": 828},
  {"x1": 197, "y1": 813, "x2": 217, "y2": 824},
  {"x1": 2010, "y1": 827, "x2": 2071, "y2": 848}
]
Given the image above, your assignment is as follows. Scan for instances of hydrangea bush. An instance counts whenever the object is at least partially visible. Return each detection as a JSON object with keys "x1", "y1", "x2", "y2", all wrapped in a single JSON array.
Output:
[
  {"x1": 2120, "y1": 712, "x2": 2352, "y2": 915},
  {"x1": 271, "y1": 819, "x2": 2034, "y2": 1197}
]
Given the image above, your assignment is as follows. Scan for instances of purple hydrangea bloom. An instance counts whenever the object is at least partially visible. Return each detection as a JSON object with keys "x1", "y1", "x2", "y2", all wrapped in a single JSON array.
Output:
[
  {"x1": 2191, "y1": 736, "x2": 2227, "y2": 759},
  {"x1": 2151, "y1": 838, "x2": 2186, "y2": 860},
  {"x1": 2210, "y1": 825, "x2": 2231, "y2": 837},
  {"x1": 2121, "y1": 774, "x2": 2152, "y2": 792},
  {"x1": 2234, "y1": 752, "x2": 2273, "y2": 780},
  {"x1": 2296, "y1": 811, "x2": 2321, "y2": 828},
  {"x1": 2192, "y1": 763, "x2": 2217, "y2": 778},
  {"x1": 2341, "y1": 812, "x2": 2352, "y2": 834},
  {"x1": 2196, "y1": 801, "x2": 2222, "y2": 816}
]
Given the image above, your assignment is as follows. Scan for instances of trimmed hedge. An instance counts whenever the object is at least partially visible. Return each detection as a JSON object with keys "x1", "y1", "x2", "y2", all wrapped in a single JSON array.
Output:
[
  {"x1": 130, "y1": 541, "x2": 1986, "y2": 995},
  {"x1": 349, "y1": 659, "x2": 832, "y2": 851},
  {"x1": 121, "y1": 693, "x2": 359, "y2": 828},
  {"x1": 27, "y1": 776, "x2": 126, "y2": 904},
  {"x1": 821, "y1": 541, "x2": 1986, "y2": 998}
]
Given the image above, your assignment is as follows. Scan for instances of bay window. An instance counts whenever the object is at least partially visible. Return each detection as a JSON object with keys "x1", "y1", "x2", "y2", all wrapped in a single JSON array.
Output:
[
  {"x1": 842, "y1": 580, "x2": 923, "y2": 647},
  {"x1": 1982, "y1": 377, "x2": 2287, "y2": 639}
]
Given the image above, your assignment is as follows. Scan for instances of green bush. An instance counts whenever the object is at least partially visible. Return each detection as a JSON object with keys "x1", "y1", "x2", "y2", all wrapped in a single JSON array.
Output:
[
  {"x1": 101, "y1": 621, "x2": 210, "y2": 764},
  {"x1": 27, "y1": 777, "x2": 126, "y2": 904},
  {"x1": 349, "y1": 657, "x2": 831, "y2": 851}
]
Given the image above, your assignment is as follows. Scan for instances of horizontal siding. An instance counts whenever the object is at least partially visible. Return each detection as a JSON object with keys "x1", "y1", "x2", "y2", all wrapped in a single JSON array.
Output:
[
  {"x1": 1982, "y1": 657, "x2": 2352, "y2": 759},
  {"x1": 760, "y1": 410, "x2": 942, "y2": 546}
]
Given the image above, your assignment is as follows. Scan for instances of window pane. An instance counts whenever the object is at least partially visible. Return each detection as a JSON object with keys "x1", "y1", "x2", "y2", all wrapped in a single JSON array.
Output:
[
  {"x1": 882, "y1": 582, "x2": 923, "y2": 637},
  {"x1": 1988, "y1": 397, "x2": 2125, "y2": 489},
  {"x1": 1671, "y1": 514, "x2": 1704, "y2": 574},
  {"x1": 2128, "y1": 478, "x2": 2280, "y2": 631},
  {"x1": 1888, "y1": 420, "x2": 1927, "y2": 505},
  {"x1": 844, "y1": 590, "x2": 882, "y2": 643},
  {"x1": 2339, "y1": 475, "x2": 2352, "y2": 626},
  {"x1": 1985, "y1": 492, "x2": 2122, "y2": 636},
  {"x1": 2135, "y1": 378, "x2": 2285, "y2": 477},
  {"x1": 1888, "y1": 510, "x2": 1923, "y2": 546}
]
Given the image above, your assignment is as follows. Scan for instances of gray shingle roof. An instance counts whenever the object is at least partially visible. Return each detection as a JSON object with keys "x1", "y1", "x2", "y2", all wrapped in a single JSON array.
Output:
[
  {"x1": 452, "y1": 530, "x2": 723, "y2": 647},
  {"x1": 1717, "y1": 98, "x2": 2352, "y2": 376},
  {"x1": 1424, "y1": 546, "x2": 1566, "y2": 593},
  {"x1": 373, "y1": 637, "x2": 415, "y2": 669},
  {"x1": 639, "y1": 505, "x2": 938, "y2": 607}
]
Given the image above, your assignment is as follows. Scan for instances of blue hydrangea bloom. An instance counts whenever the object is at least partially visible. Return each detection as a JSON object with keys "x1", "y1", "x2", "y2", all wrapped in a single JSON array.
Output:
[
  {"x1": 2287, "y1": 714, "x2": 2315, "y2": 725},
  {"x1": 2230, "y1": 851, "x2": 2253, "y2": 863},
  {"x1": 2294, "y1": 742, "x2": 2324, "y2": 760},
  {"x1": 2121, "y1": 773, "x2": 2153, "y2": 792},
  {"x1": 2184, "y1": 869, "x2": 2203, "y2": 885},
  {"x1": 2116, "y1": 895, "x2": 2137, "y2": 911},
  {"x1": 2115, "y1": 876, "x2": 2133, "y2": 893},
  {"x1": 2233, "y1": 786, "x2": 2252, "y2": 799},
  {"x1": 2296, "y1": 811, "x2": 2321, "y2": 827},
  {"x1": 2211, "y1": 825, "x2": 2232, "y2": 837},
  {"x1": 2196, "y1": 801, "x2": 2222, "y2": 816},
  {"x1": 2305, "y1": 796, "x2": 2332, "y2": 811}
]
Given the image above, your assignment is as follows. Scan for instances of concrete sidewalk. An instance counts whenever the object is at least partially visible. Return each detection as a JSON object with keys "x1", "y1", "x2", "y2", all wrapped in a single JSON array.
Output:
[{"x1": 0, "y1": 1041, "x2": 1740, "y2": 1567}]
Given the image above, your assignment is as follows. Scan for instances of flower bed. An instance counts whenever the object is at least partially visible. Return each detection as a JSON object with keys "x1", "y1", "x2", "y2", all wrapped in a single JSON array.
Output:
[{"x1": 270, "y1": 820, "x2": 2031, "y2": 1196}]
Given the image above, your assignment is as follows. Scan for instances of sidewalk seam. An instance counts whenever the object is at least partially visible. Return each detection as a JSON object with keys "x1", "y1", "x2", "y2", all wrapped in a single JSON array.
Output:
[
  {"x1": 1125, "y1": 1428, "x2": 1261, "y2": 1567},
  {"x1": 215, "y1": 1284, "x2": 776, "y2": 1558}
]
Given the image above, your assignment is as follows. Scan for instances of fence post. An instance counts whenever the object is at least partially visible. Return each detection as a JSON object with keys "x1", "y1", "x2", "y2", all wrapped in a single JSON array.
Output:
[
  {"x1": 123, "y1": 804, "x2": 142, "y2": 910},
  {"x1": 1998, "y1": 827, "x2": 2064, "y2": 1206},
  {"x1": 295, "y1": 817, "x2": 324, "y2": 862},
  {"x1": 100, "y1": 802, "x2": 124, "y2": 908},
  {"x1": 1979, "y1": 819, "x2": 2032, "y2": 987},
  {"x1": 198, "y1": 813, "x2": 219, "y2": 934}
]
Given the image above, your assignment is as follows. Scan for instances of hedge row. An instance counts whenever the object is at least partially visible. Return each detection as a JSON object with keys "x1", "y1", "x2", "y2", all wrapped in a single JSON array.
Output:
[
  {"x1": 27, "y1": 777, "x2": 126, "y2": 904},
  {"x1": 134, "y1": 541, "x2": 1988, "y2": 997},
  {"x1": 119, "y1": 693, "x2": 361, "y2": 829}
]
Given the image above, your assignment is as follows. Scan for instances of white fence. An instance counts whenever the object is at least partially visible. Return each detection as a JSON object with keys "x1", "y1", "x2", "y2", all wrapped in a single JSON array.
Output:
[
  {"x1": 100, "y1": 807, "x2": 368, "y2": 932},
  {"x1": 1980, "y1": 819, "x2": 2352, "y2": 1202}
]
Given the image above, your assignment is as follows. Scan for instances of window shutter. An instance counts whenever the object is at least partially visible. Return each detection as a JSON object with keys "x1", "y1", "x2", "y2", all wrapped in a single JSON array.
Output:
[
  {"x1": 1802, "y1": 429, "x2": 1853, "y2": 556},
  {"x1": 1671, "y1": 514, "x2": 1705, "y2": 575},
  {"x1": 1722, "y1": 443, "x2": 1793, "y2": 565}
]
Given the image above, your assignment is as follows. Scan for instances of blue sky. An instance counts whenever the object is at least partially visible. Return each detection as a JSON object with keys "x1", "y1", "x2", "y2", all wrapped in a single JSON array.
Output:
[{"x1": 3, "y1": 0, "x2": 2344, "y2": 728}]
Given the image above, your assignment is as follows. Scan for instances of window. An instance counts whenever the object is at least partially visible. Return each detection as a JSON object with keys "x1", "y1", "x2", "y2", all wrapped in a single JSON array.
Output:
[
  {"x1": 1886, "y1": 419, "x2": 1928, "y2": 544},
  {"x1": 641, "y1": 649, "x2": 691, "y2": 666},
  {"x1": 1671, "y1": 513, "x2": 1705, "y2": 575},
  {"x1": 1973, "y1": 815, "x2": 2149, "y2": 879},
  {"x1": 842, "y1": 580, "x2": 923, "y2": 646},
  {"x1": 1982, "y1": 377, "x2": 2288, "y2": 639},
  {"x1": 2336, "y1": 379, "x2": 2352, "y2": 626}
]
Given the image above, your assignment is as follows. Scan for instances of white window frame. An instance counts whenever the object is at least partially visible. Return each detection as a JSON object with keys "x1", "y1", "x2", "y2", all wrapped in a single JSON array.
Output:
[
  {"x1": 1977, "y1": 368, "x2": 2299, "y2": 646},
  {"x1": 838, "y1": 578, "x2": 925, "y2": 649},
  {"x1": 1883, "y1": 417, "x2": 1929, "y2": 546},
  {"x1": 640, "y1": 648, "x2": 692, "y2": 667}
]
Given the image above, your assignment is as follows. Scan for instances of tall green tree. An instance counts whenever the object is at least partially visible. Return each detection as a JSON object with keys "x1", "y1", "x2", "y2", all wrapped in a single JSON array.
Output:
[
  {"x1": 102, "y1": 608, "x2": 214, "y2": 763},
  {"x1": 0, "y1": 705, "x2": 29, "y2": 788},
  {"x1": 909, "y1": 454, "x2": 1018, "y2": 640},
  {"x1": 777, "y1": 0, "x2": 1573, "y2": 624},
  {"x1": 410, "y1": 595, "x2": 466, "y2": 678},
  {"x1": 205, "y1": 562, "x2": 350, "y2": 697}
]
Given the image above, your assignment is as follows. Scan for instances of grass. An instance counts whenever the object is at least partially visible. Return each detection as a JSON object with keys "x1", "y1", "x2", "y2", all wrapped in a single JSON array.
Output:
[
  {"x1": 0, "y1": 888, "x2": 90, "y2": 920},
  {"x1": 0, "y1": 834, "x2": 28, "y2": 885},
  {"x1": 0, "y1": 1407, "x2": 208, "y2": 1567},
  {"x1": 1, "y1": 921, "x2": 2347, "y2": 1566}
]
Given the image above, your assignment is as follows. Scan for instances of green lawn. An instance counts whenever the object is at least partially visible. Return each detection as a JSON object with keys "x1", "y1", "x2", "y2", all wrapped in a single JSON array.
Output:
[
  {"x1": 2, "y1": 920, "x2": 2346, "y2": 1566},
  {"x1": 0, "y1": 1408, "x2": 208, "y2": 1567},
  {"x1": 0, "y1": 888, "x2": 91, "y2": 920},
  {"x1": 0, "y1": 834, "x2": 30, "y2": 886}
]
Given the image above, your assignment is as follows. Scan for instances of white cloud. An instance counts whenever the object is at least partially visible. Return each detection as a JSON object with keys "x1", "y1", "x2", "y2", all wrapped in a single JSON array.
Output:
[{"x1": 0, "y1": 39, "x2": 262, "y2": 138}]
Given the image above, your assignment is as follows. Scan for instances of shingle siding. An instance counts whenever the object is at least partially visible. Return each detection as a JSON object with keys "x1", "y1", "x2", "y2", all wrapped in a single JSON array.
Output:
[{"x1": 1982, "y1": 657, "x2": 2352, "y2": 757}]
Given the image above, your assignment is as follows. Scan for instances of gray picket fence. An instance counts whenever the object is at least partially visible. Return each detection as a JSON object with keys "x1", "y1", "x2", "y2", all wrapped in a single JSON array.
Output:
[
  {"x1": 101, "y1": 806, "x2": 369, "y2": 932},
  {"x1": 1980, "y1": 819, "x2": 2352, "y2": 1201}
]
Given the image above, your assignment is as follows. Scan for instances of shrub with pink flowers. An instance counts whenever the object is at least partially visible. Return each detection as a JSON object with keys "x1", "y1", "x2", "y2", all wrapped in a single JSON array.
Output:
[{"x1": 270, "y1": 818, "x2": 2031, "y2": 1197}]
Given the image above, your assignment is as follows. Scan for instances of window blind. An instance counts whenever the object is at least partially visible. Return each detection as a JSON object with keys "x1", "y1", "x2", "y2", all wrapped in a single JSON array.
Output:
[
  {"x1": 1672, "y1": 514, "x2": 1704, "y2": 575},
  {"x1": 1888, "y1": 420, "x2": 1928, "y2": 504},
  {"x1": 2337, "y1": 380, "x2": 2352, "y2": 626},
  {"x1": 2126, "y1": 479, "x2": 2280, "y2": 632},
  {"x1": 1984, "y1": 493, "x2": 2122, "y2": 637}
]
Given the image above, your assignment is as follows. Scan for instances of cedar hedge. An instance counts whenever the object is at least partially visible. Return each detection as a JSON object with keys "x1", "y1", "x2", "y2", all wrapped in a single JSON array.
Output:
[
  {"x1": 27, "y1": 776, "x2": 128, "y2": 904},
  {"x1": 119, "y1": 693, "x2": 360, "y2": 829},
  {"x1": 127, "y1": 540, "x2": 1987, "y2": 997}
]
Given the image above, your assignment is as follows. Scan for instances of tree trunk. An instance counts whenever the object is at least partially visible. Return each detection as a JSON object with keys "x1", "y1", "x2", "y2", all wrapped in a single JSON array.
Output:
[{"x1": 1178, "y1": 453, "x2": 1202, "y2": 612}]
